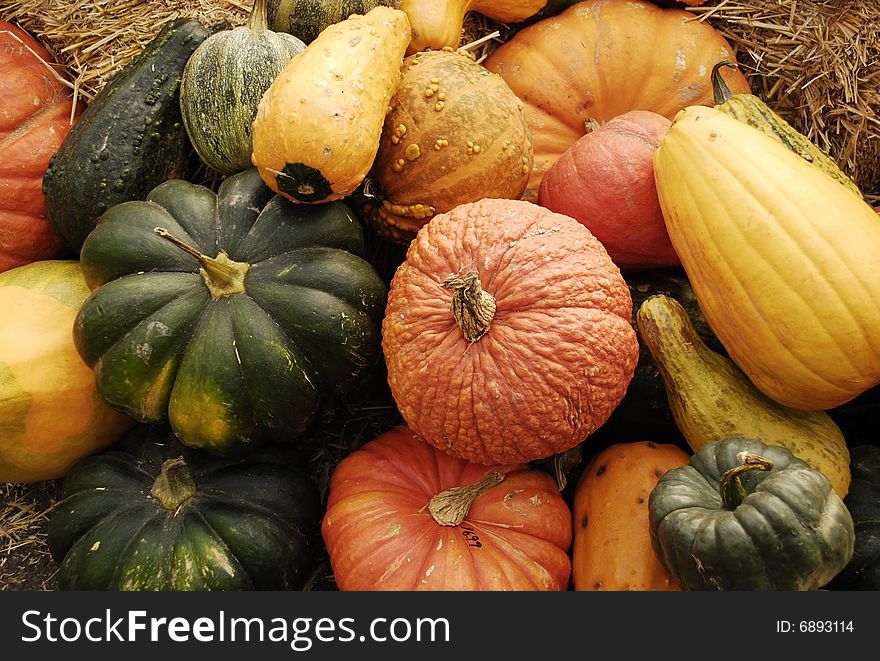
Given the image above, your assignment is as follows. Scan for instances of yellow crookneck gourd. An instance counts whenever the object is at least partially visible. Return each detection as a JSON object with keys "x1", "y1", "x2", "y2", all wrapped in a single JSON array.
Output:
[
  {"x1": 654, "y1": 105, "x2": 880, "y2": 411},
  {"x1": 251, "y1": 6, "x2": 411, "y2": 204},
  {"x1": 711, "y1": 61, "x2": 863, "y2": 199},
  {"x1": 636, "y1": 294, "x2": 851, "y2": 497}
]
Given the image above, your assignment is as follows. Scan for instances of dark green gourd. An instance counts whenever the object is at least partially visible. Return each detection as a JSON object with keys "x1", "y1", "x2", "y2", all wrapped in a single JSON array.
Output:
[
  {"x1": 42, "y1": 18, "x2": 211, "y2": 252},
  {"x1": 265, "y1": 0, "x2": 397, "y2": 43},
  {"x1": 180, "y1": 0, "x2": 306, "y2": 175}
]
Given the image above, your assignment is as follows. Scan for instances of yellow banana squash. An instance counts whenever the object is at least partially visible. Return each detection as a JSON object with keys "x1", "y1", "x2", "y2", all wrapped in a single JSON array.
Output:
[{"x1": 654, "y1": 105, "x2": 880, "y2": 411}]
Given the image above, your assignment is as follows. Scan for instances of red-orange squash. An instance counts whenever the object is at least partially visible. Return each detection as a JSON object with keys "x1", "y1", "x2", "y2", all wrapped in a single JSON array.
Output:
[
  {"x1": 322, "y1": 424, "x2": 573, "y2": 590},
  {"x1": 572, "y1": 441, "x2": 688, "y2": 591},
  {"x1": 537, "y1": 110, "x2": 676, "y2": 270},
  {"x1": 382, "y1": 198, "x2": 639, "y2": 465},
  {"x1": 484, "y1": 0, "x2": 750, "y2": 200},
  {"x1": 0, "y1": 21, "x2": 78, "y2": 272}
]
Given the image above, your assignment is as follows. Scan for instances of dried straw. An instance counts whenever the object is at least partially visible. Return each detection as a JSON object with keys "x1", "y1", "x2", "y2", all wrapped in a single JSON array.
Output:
[{"x1": 0, "y1": 481, "x2": 60, "y2": 590}]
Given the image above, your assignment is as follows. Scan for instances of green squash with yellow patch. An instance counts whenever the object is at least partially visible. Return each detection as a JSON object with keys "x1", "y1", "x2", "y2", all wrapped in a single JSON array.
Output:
[
  {"x1": 0, "y1": 260, "x2": 134, "y2": 483},
  {"x1": 48, "y1": 424, "x2": 321, "y2": 590},
  {"x1": 73, "y1": 168, "x2": 387, "y2": 455}
]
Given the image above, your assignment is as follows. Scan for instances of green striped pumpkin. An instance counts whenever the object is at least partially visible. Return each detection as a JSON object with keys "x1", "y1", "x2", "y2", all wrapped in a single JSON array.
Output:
[
  {"x1": 180, "y1": 0, "x2": 305, "y2": 175},
  {"x1": 266, "y1": 0, "x2": 397, "y2": 44}
]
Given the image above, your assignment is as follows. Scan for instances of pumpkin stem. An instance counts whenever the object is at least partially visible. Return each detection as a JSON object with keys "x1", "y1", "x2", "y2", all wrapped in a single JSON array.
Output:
[
  {"x1": 247, "y1": 0, "x2": 269, "y2": 32},
  {"x1": 720, "y1": 451, "x2": 774, "y2": 510},
  {"x1": 427, "y1": 471, "x2": 506, "y2": 526},
  {"x1": 712, "y1": 61, "x2": 740, "y2": 105},
  {"x1": 150, "y1": 457, "x2": 197, "y2": 510},
  {"x1": 154, "y1": 227, "x2": 249, "y2": 299},
  {"x1": 442, "y1": 271, "x2": 497, "y2": 342}
]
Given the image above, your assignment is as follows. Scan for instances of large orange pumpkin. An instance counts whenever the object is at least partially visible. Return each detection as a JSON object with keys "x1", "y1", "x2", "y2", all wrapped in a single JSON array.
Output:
[
  {"x1": 382, "y1": 198, "x2": 639, "y2": 465},
  {"x1": 0, "y1": 21, "x2": 78, "y2": 272},
  {"x1": 322, "y1": 424, "x2": 572, "y2": 590},
  {"x1": 484, "y1": 0, "x2": 750, "y2": 200},
  {"x1": 572, "y1": 441, "x2": 688, "y2": 591}
]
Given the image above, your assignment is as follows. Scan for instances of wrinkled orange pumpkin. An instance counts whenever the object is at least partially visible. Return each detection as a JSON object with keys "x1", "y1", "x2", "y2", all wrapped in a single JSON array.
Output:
[
  {"x1": 0, "y1": 21, "x2": 78, "y2": 272},
  {"x1": 572, "y1": 441, "x2": 689, "y2": 591},
  {"x1": 322, "y1": 424, "x2": 572, "y2": 590},
  {"x1": 382, "y1": 198, "x2": 639, "y2": 465},
  {"x1": 484, "y1": 0, "x2": 750, "y2": 200},
  {"x1": 537, "y1": 110, "x2": 676, "y2": 270}
]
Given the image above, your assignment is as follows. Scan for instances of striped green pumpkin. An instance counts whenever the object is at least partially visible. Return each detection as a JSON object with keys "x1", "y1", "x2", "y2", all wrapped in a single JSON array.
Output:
[
  {"x1": 180, "y1": 0, "x2": 305, "y2": 175},
  {"x1": 266, "y1": 0, "x2": 398, "y2": 44}
]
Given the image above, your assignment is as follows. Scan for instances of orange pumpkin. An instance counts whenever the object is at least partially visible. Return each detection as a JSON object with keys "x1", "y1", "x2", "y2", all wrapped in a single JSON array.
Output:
[
  {"x1": 0, "y1": 21, "x2": 78, "y2": 272},
  {"x1": 382, "y1": 198, "x2": 639, "y2": 465},
  {"x1": 484, "y1": 0, "x2": 750, "y2": 200},
  {"x1": 537, "y1": 110, "x2": 676, "y2": 270},
  {"x1": 572, "y1": 441, "x2": 689, "y2": 591},
  {"x1": 322, "y1": 424, "x2": 572, "y2": 590}
]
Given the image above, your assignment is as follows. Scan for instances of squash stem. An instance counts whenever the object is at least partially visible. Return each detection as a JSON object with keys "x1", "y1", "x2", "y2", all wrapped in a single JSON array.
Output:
[
  {"x1": 150, "y1": 457, "x2": 197, "y2": 510},
  {"x1": 247, "y1": 0, "x2": 269, "y2": 32},
  {"x1": 154, "y1": 227, "x2": 249, "y2": 299},
  {"x1": 712, "y1": 60, "x2": 740, "y2": 105},
  {"x1": 442, "y1": 271, "x2": 496, "y2": 342},
  {"x1": 427, "y1": 471, "x2": 506, "y2": 527},
  {"x1": 720, "y1": 452, "x2": 774, "y2": 510}
]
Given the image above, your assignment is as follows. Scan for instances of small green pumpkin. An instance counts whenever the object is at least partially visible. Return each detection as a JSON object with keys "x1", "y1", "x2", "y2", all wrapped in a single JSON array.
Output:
[
  {"x1": 180, "y1": 0, "x2": 305, "y2": 175},
  {"x1": 649, "y1": 437, "x2": 854, "y2": 591},
  {"x1": 48, "y1": 424, "x2": 321, "y2": 590},
  {"x1": 830, "y1": 446, "x2": 880, "y2": 590},
  {"x1": 73, "y1": 168, "x2": 387, "y2": 455},
  {"x1": 265, "y1": 0, "x2": 396, "y2": 43}
]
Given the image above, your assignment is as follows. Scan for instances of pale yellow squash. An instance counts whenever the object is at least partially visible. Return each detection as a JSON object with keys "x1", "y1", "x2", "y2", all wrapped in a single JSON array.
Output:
[
  {"x1": 0, "y1": 261, "x2": 133, "y2": 483},
  {"x1": 654, "y1": 106, "x2": 880, "y2": 411},
  {"x1": 251, "y1": 6, "x2": 411, "y2": 204}
]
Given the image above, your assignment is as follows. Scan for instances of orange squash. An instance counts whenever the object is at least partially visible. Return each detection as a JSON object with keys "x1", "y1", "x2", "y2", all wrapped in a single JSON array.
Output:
[
  {"x1": 572, "y1": 441, "x2": 689, "y2": 590},
  {"x1": 484, "y1": 0, "x2": 749, "y2": 200},
  {"x1": 0, "y1": 21, "x2": 78, "y2": 272}
]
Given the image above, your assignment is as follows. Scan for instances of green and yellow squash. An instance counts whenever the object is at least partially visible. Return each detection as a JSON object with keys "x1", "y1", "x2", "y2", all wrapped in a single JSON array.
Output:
[
  {"x1": 73, "y1": 169, "x2": 386, "y2": 455},
  {"x1": 654, "y1": 105, "x2": 880, "y2": 411}
]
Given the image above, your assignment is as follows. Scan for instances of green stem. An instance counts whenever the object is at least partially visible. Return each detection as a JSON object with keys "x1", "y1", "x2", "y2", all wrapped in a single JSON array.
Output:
[
  {"x1": 711, "y1": 60, "x2": 740, "y2": 104},
  {"x1": 154, "y1": 227, "x2": 249, "y2": 299},
  {"x1": 442, "y1": 271, "x2": 496, "y2": 342},
  {"x1": 150, "y1": 457, "x2": 197, "y2": 510},
  {"x1": 247, "y1": 0, "x2": 269, "y2": 32},
  {"x1": 720, "y1": 452, "x2": 774, "y2": 510},
  {"x1": 427, "y1": 472, "x2": 506, "y2": 527}
]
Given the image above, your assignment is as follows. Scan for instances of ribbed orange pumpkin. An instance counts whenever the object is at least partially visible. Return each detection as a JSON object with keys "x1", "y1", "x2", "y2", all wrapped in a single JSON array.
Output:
[
  {"x1": 572, "y1": 441, "x2": 688, "y2": 591},
  {"x1": 484, "y1": 0, "x2": 750, "y2": 200},
  {"x1": 537, "y1": 110, "x2": 676, "y2": 270},
  {"x1": 0, "y1": 21, "x2": 78, "y2": 272},
  {"x1": 382, "y1": 198, "x2": 639, "y2": 465},
  {"x1": 322, "y1": 424, "x2": 573, "y2": 590}
]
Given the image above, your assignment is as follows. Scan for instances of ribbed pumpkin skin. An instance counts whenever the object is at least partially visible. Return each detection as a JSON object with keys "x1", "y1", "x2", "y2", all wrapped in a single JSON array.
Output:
[
  {"x1": 400, "y1": 0, "x2": 547, "y2": 55},
  {"x1": 654, "y1": 106, "x2": 880, "y2": 411},
  {"x1": 180, "y1": 7, "x2": 305, "y2": 175},
  {"x1": 266, "y1": 0, "x2": 395, "y2": 43},
  {"x1": 73, "y1": 169, "x2": 386, "y2": 455},
  {"x1": 48, "y1": 424, "x2": 321, "y2": 591},
  {"x1": 649, "y1": 437, "x2": 854, "y2": 591},
  {"x1": 252, "y1": 7, "x2": 411, "y2": 204},
  {"x1": 0, "y1": 21, "x2": 77, "y2": 272},
  {"x1": 382, "y1": 198, "x2": 639, "y2": 465},
  {"x1": 369, "y1": 49, "x2": 532, "y2": 243},
  {"x1": 573, "y1": 441, "x2": 688, "y2": 591},
  {"x1": 322, "y1": 425, "x2": 572, "y2": 591},
  {"x1": 0, "y1": 261, "x2": 133, "y2": 483},
  {"x1": 484, "y1": 0, "x2": 749, "y2": 200},
  {"x1": 537, "y1": 111, "x2": 676, "y2": 270}
]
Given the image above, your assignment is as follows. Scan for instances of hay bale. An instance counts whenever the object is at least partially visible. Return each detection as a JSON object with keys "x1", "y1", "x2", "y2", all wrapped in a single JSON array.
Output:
[{"x1": 691, "y1": 0, "x2": 880, "y2": 201}]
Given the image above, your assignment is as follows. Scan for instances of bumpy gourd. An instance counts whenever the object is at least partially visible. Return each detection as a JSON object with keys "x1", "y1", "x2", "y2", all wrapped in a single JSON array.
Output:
[{"x1": 252, "y1": 6, "x2": 411, "y2": 204}]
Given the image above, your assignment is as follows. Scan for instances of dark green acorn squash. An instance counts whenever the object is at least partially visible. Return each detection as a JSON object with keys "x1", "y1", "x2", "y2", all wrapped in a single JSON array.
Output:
[
  {"x1": 73, "y1": 168, "x2": 387, "y2": 455},
  {"x1": 265, "y1": 0, "x2": 397, "y2": 44},
  {"x1": 649, "y1": 437, "x2": 854, "y2": 591},
  {"x1": 830, "y1": 445, "x2": 880, "y2": 590},
  {"x1": 180, "y1": 0, "x2": 305, "y2": 175},
  {"x1": 48, "y1": 424, "x2": 321, "y2": 590},
  {"x1": 43, "y1": 18, "x2": 211, "y2": 252}
]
